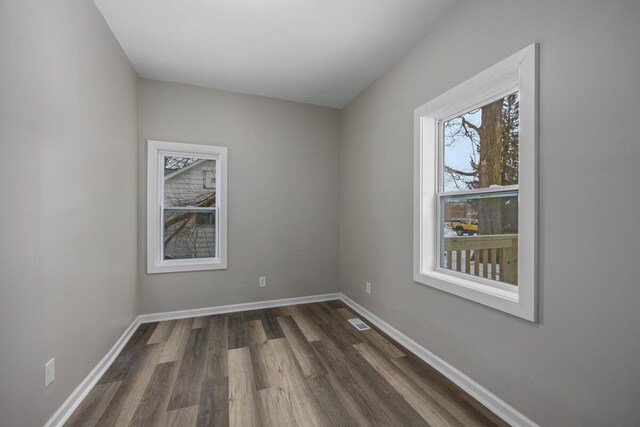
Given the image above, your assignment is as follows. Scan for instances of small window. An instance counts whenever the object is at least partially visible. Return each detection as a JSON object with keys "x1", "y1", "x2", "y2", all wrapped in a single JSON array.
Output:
[
  {"x1": 413, "y1": 44, "x2": 538, "y2": 321},
  {"x1": 147, "y1": 140, "x2": 227, "y2": 273}
]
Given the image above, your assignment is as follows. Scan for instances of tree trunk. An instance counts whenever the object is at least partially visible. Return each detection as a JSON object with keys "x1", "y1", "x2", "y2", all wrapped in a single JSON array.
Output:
[{"x1": 477, "y1": 99, "x2": 503, "y2": 236}]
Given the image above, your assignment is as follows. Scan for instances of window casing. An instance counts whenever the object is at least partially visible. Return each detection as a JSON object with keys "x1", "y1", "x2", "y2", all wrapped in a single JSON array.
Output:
[
  {"x1": 147, "y1": 140, "x2": 228, "y2": 273},
  {"x1": 413, "y1": 44, "x2": 538, "y2": 321}
]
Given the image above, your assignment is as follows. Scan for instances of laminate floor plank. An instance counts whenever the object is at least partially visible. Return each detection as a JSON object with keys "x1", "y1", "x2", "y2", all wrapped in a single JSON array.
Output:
[
  {"x1": 228, "y1": 347, "x2": 260, "y2": 427},
  {"x1": 335, "y1": 305, "x2": 417, "y2": 358},
  {"x1": 147, "y1": 320, "x2": 176, "y2": 344},
  {"x1": 96, "y1": 342, "x2": 162, "y2": 427},
  {"x1": 245, "y1": 319, "x2": 271, "y2": 390},
  {"x1": 286, "y1": 304, "x2": 325, "y2": 342},
  {"x1": 98, "y1": 323, "x2": 157, "y2": 384},
  {"x1": 309, "y1": 303, "x2": 364, "y2": 347},
  {"x1": 125, "y1": 323, "x2": 160, "y2": 350},
  {"x1": 460, "y1": 394, "x2": 511, "y2": 427},
  {"x1": 111, "y1": 343, "x2": 168, "y2": 426},
  {"x1": 312, "y1": 319, "x2": 430, "y2": 426},
  {"x1": 322, "y1": 326, "x2": 429, "y2": 426},
  {"x1": 360, "y1": 329, "x2": 406, "y2": 359},
  {"x1": 311, "y1": 339, "x2": 400, "y2": 425},
  {"x1": 355, "y1": 342, "x2": 462, "y2": 427},
  {"x1": 196, "y1": 312, "x2": 229, "y2": 427},
  {"x1": 130, "y1": 361, "x2": 176, "y2": 426},
  {"x1": 271, "y1": 338, "x2": 332, "y2": 427},
  {"x1": 393, "y1": 355, "x2": 504, "y2": 427},
  {"x1": 204, "y1": 315, "x2": 229, "y2": 378},
  {"x1": 257, "y1": 386, "x2": 298, "y2": 427},
  {"x1": 300, "y1": 306, "x2": 346, "y2": 344},
  {"x1": 167, "y1": 327, "x2": 208, "y2": 410},
  {"x1": 320, "y1": 330, "x2": 428, "y2": 426},
  {"x1": 197, "y1": 375, "x2": 229, "y2": 427},
  {"x1": 164, "y1": 405, "x2": 198, "y2": 427},
  {"x1": 64, "y1": 381, "x2": 121, "y2": 427},
  {"x1": 403, "y1": 351, "x2": 509, "y2": 426},
  {"x1": 68, "y1": 300, "x2": 507, "y2": 427},
  {"x1": 256, "y1": 338, "x2": 331, "y2": 427},
  {"x1": 192, "y1": 315, "x2": 211, "y2": 329},
  {"x1": 277, "y1": 315, "x2": 328, "y2": 379},
  {"x1": 150, "y1": 323, "x2": 195, "y2": 426},
  {"x1": 260, "y1": 308, "x2": 285, "y2": 339},
  {"x1": 227, "y1": 312, "x2": 248, "y2": 349},
  {"x1": 306, "y1": 374, "x2": 361, "y2": 427},
  {"x1": 159, "y1": 318, "x2": 195, "y2": 364},
  {"x1": 326, "y1": 299, "x2": 346, "y2": 309},
  {"x1": 335, "y1": 307, "x2": 405, "y2": 358}
]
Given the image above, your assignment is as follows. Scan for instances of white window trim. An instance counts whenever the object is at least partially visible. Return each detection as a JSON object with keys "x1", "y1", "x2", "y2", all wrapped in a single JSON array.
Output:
[
  {"x1": 147, "y1": 140, "x2": 228, "y2": 274},
  {"x1": 413, "y1": 43, "x2": 538, "y2": 321}
]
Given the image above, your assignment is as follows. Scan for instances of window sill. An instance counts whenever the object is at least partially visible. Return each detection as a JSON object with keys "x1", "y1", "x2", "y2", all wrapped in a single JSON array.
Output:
[
  {"x1": 147, "y1": 258, "x2": 227, "y2": 274},
  {"x1": 414, "y1": 269, "x2": 534, "y2": 320},
  {"x1": 424, "y1": 269, "x2": 517, "y2": 300}
]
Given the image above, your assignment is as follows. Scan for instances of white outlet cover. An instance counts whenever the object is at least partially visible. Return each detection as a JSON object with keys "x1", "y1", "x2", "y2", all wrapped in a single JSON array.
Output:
[
  {"x1": 366, "y1": 282, "x2": 372, "y2": 294},
  {"x1": 259, "y1": 276, "x2": 267, "y2": 287},
  {"x1": 45, "y1": 357, "x2": 55, "y2": 388}
]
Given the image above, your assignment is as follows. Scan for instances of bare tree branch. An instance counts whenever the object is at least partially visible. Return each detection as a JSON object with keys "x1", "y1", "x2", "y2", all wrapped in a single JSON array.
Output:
[
  {"x1": 444, "y1": 166, "x2": 478, "y2": 177},
  {"x1": 164, "y1": 213, "x2": 197, "y2": 248},
  {"x1": 461, "y1": 117, "x2": 480, "y2": 133}
]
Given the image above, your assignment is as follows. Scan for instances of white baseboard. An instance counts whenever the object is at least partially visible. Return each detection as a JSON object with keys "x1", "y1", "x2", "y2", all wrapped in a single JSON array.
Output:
[
  {"x1": 44, "y1": 291, "x2": 535, "y2": 427},
  {"x1": 43, "y1": 316, "x2": 142, "y2": 427},
  {"x1": 137, "y1": 293, "x2": 341, "y2": 323},
  {"x1": 338, "y1": 293, "x2": 538, "y2": 427}
]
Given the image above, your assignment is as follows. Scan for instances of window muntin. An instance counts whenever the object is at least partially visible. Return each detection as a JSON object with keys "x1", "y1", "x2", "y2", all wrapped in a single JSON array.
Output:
[{"x1": 147, "y1": 140, "x2": 227, "y2": 273}]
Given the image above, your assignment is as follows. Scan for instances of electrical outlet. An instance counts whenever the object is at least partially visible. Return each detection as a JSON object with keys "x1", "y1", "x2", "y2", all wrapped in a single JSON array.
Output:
[
  {"x1": 45, "y1": 358, "x2": 55, "y2": 388},
  {"x1": 366, "y1": 282, "x2": 372, "y2": 294},
  {"x1": 259, "y1": 276, "x2": 267, "y2": 287}
]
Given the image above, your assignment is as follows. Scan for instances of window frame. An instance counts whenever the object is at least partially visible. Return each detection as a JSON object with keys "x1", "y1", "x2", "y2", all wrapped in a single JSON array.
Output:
[
  {"x1": 147, "y1": 140, "x2": 228, "y2": 274},
  {"x1": 413, "y1": 44, "x2": 538, "y2": 321}
]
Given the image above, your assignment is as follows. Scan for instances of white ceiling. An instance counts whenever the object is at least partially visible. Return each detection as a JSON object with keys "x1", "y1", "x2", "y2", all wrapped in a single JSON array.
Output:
[{"x1": 94, "y1": 0, "x2": 456, "y2": 108}]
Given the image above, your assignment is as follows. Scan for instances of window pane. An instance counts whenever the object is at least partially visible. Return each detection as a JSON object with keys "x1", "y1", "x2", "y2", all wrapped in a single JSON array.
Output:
[
  {"x1": 440, "y1": 191, "x2": 518, "y2": 285},
  {"x1": 442, "y1": 92, "x2": 519, "y2": 192},
  {"x1": 164, "y1": 156, "x2": 216, "y2": 208},
  {"x1": 163, "y1": 209, "x2": 216, "y2": 260}
]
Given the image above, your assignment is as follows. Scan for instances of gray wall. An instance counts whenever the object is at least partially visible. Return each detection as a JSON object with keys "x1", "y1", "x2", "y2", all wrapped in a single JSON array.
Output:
[
  {"x1": 339, "y1": 0, "x2": 640, "y2": 425},
  {"x1": 0, "y1": 1, "x2": 138, "y2": 426},
  {"x1": 138, "y1": 79, "x2": 340, "y2": 313}
]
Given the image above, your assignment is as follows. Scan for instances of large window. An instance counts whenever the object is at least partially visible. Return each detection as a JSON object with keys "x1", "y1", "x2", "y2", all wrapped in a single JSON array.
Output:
[
  {"x1": 413, "y1": 44, "x2": 538, "y2": 321},
  {"x1": 147, "y1": 140, "x2": 227, "y2": 273}
]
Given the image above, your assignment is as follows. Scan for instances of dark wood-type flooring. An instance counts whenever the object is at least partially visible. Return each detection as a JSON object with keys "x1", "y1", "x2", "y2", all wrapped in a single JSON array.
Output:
[{"x1": 65, "y1": 300, "x2": 508, "y2": 426}]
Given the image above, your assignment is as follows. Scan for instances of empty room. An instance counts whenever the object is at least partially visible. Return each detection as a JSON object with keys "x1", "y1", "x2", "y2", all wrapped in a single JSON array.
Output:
[{"x1": 2, "y1": 0, "x2": 639, "y2": 426}]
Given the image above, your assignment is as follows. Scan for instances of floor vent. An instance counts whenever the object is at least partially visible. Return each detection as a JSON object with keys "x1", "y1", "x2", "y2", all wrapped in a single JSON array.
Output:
[{"x1": 348, "y1": 318, "x2": 371, "y2": 331}]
